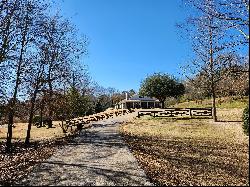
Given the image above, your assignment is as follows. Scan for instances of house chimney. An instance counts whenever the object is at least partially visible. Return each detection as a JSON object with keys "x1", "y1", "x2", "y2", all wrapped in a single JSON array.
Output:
[{"x1": 125, "y1": 92, "x2": 128, "y2": 100}]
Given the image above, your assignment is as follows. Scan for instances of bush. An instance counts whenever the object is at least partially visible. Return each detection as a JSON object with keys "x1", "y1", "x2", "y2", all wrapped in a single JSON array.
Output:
[
  {"x1": 32, "y1": 115, "x2": 41, "y2": 124},
  {"x1": 242, "y1": 106, "x2": 249, "y2": 136}
]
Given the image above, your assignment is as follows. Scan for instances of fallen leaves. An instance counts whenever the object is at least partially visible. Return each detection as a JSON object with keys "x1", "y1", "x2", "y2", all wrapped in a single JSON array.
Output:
[
  {"x1": 120, "y1": 118, "x2": 249, "y2": 186},
  {"x1": 0, "y1": 134, "x2": 77, "y2": 185}
]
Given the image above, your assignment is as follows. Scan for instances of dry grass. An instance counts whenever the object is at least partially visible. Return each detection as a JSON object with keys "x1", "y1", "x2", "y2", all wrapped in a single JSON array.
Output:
[
  {"x1": 175, "y1": 96, "x2": 248, "y2": 109},
  {"x1": 120, "y1": 108, "x2": 249, "y2": 186},
  {"x1": 0, "y1": 121, "x2": 79, "y2": 185},
  {"x1": 0, "y1": 121, "x2": 77, "y2": 143}
]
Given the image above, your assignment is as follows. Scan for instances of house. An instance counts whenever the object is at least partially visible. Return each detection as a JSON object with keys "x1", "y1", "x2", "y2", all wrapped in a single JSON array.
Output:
[{"x1": 114, "y1": 94, "x2": 161, "y2": 109}]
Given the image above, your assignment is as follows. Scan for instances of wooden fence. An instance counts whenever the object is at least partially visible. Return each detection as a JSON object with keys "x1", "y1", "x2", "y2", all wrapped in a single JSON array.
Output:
[
  {"x1": 63, "y1": 108, "x2": 134, "y2": 132},
  {"x1": 137, "y1": 108, "x2": 213, "y2": 118}
]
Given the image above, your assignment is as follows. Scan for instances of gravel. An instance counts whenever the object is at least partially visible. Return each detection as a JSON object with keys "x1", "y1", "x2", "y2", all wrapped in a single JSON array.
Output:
[{"x1": 17, "y1": 113, "x2": 154, "y2": 186}]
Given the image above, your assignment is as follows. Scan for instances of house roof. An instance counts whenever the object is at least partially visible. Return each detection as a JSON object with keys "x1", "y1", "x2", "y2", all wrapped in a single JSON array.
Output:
[
  {"x1": 115, "y1": 94, "x2": 160, "y2": 105},
  {"x1": 128, "y1": 94, "x2": 159, "y2": 101}
]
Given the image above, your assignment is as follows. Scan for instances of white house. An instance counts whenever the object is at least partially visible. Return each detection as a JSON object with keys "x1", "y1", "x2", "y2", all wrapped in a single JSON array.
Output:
[{"x1": 114, "y1": 94, "x2": 161, "y2": 109}]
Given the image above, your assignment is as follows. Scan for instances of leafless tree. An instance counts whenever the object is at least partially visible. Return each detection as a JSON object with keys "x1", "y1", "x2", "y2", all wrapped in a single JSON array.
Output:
[
  {"x1": 4, "y1": 0, "x2": 46, "y2": 152},
  {"x1": 216, "y1": 54, "x2": 249, "y2": 97},
  {"x1": 0, "y1": 0, "x2": 19, "y2": 104},
  {"x1": 215, "y1": 0, "x2": 249, "y2": 43},
  {"x1": 0, "y1": 0, "x2": 89, "y2": 150},
  {"x1": 0, "y1": 0, "x2": 19, "y2": 63},
  {"x1": 24, "y1": 54, "x2": 46, "y2": 144},
  {"x1": 184, "y1": 0, "x2": 249, "y2": 44},
  {"x1": 23, "y1": 13, "x2": 89, "y2": 144},
  {"x1": 39, "y1": 14, "x2": 88, "y2": 122},
  {"x1": 178, "y1": 0, "x2": 238, "y2": 121}
]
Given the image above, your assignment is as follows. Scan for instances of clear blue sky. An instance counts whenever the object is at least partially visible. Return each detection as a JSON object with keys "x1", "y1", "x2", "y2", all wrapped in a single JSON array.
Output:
[{"x1": 55, "y1": 0, "x2": 193, "y2": 92}]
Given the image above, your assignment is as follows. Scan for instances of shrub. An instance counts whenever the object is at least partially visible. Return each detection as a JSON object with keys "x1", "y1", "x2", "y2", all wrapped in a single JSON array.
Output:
[
  {"x1": 32, "y1": 115, "x2": 41, "y2": 124},
  {"x1": 242, "y1": 106, "x2": 249, "y2": 136}
]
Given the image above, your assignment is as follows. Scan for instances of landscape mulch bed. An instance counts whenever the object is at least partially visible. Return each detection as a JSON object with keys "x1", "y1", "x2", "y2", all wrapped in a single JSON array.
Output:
[{"x1": 0, "y1": 134, "x2": 77, "y2": 186}]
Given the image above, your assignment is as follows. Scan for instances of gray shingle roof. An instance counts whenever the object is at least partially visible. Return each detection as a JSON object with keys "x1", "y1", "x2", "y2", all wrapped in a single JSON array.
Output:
[{"x1": 128, "y1": 94, "x2": 159, "y2": 101}]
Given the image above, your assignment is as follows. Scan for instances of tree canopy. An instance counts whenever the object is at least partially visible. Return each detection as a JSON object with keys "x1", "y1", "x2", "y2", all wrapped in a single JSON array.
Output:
[{"x1": 139, "y1": 73, "x2": 185, "y2": 107}]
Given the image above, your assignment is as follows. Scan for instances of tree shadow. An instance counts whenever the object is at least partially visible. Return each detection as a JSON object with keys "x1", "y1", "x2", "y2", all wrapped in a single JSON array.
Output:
[
  {"x1": 67, "y1": 126, "x2": 127, "y2": 149},
  {"x1": 15, "y1": 125, "x2": 153, "y2": 186},
  {"x1": 122, "y1": 134, "x2": 249, "y2": 186},
  {"x1": 17, "y1": 160, "x2": 153, "y2": 186},
  {"x1": 10, "y1": 120, "x2": 154, "y2": 186}
]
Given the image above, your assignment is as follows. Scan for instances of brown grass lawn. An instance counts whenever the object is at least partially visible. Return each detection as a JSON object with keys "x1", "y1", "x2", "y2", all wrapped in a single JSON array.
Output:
[
  {"x1": 0, "y1": 121, "x2": 77, "y2": 143},
  {"x1": 120, "y1": 108, "x2": 249, "y2": 186}
]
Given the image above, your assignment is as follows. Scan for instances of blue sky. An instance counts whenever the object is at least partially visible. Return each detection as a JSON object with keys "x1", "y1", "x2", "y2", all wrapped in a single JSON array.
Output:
[{"x1": 55, "y1": 0, "x2": 193, "y2": 91}]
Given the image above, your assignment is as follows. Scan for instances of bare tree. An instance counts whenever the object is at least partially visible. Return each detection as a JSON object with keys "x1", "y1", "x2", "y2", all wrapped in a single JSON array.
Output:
[
  {"x1": 24, "y1": 54, "x2": 46, "y2": 144},
  {"x1": 216, "y1": 0, "x2": 249, "y2": 42},
  {"x1": 5, "y1": 0, "x2": 46, "y2": 152},
  {"x1": 24, "y1": 12, "x2": 89, "y2": 143},
  {"x1": 216, "y1": 54, "x2": 249, "y2": 97},
  {"x1": 0, "y1": 0, "x2": 19, "y2": 104},
  {"x1": 0, "y1": 0, "x2": 19, "y2": 63},
  {"x1": 178, "y1": 0, "x2": 236, "y2": 121},
  {"x1": 0, "y1": 0, "x2": 89, "y2": 150},
  {"x1": 184, "y1": 0, "x2": 249, "y2": 44},
  {"x1": 39, "y1": 14, "x2": 88, "y2": 123}
]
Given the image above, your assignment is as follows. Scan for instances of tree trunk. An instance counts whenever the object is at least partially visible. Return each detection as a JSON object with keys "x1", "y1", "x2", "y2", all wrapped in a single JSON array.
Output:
[
  {"x1": 6, "y1": 13, "x2": 29, "y2": 151},
  {"x1": 212, "y1": 89, "x2": 217, "y2": 122},
  {"x1": 25, "y1": 56, "x2": 45, "y2": 144},
  {"x1": 6, "y1": 82, "x2": 19, "y2": 152},
  {"x1": 47, "y1": 92, "x2": 53, "y2": 128},
  {"x1": 39, "y1": 98, "x2": 44, "y2": 127},
  {"x1": 160, "y1": 99, "x2": 165, "y2": 109},
  {"x1": 6, "y1": 50, "x2": 23, "y2": 152},
  {"x1": 208, "y1": 16, "x2": 217, "y2": 122},
  {"x1": 25, "y1": 91, "x2": 37, "y2": 145},
  {"x1": 48, "y1": 81, "x2": 53, "y2": 117},
  {"x1": 6, "y1": 109, "x2": 14, "y2": 152},
  {"x1": 48, "y1": 69, "x2": 53, "y2": 124}
]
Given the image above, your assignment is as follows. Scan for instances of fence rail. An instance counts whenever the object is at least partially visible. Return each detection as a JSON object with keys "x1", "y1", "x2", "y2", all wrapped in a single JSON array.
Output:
[
  {"x1": 137, "y1": 108, "x2": 212, "y2": 118},
  {"x1": 62, "y1": 109, "x2": 132, "y2": 133}
]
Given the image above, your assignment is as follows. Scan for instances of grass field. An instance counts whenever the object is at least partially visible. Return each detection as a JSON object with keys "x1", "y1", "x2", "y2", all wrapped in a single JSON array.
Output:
[
  {"x1": 0, "y1": 121, "x2": 77, "y2": 143},
  {"x1": 174, "y1": 96, "x2": 248, "y2": 109},
  {"x1": 120, "y1": 98, "x2": 249, "y2": 186}
]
